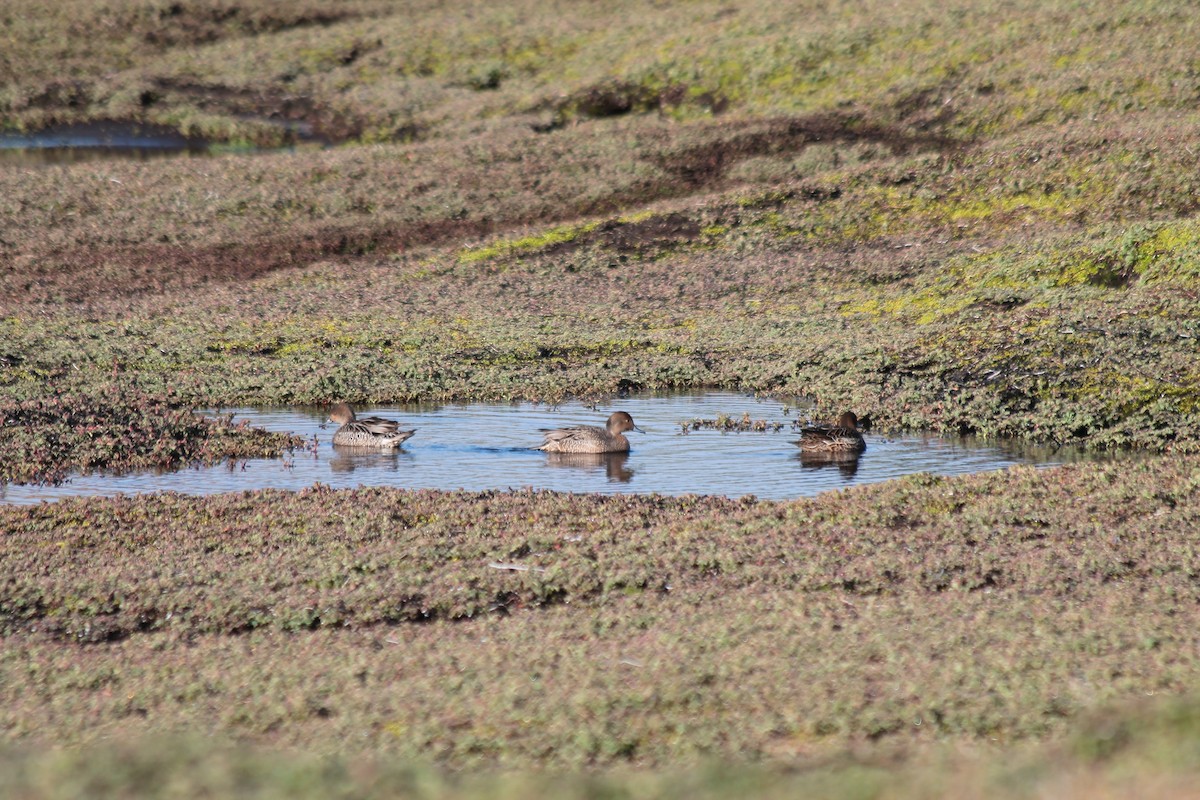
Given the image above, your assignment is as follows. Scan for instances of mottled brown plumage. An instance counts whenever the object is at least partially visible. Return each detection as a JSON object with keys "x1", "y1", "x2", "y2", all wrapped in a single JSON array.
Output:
[
  {"x1": 536, "y1": 411, "x2": 643, "y2": 454},
  {"x1": 327, "y1": 403, "x2": 415, "y2": 449},
  {"x1": 795, "y1": 411, "x2": 866, "y2": 453}
]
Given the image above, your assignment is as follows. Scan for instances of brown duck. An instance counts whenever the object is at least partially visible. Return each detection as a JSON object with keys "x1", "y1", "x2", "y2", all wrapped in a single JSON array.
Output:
[
  {"x1": 536, "y1": 411, "x2": 643, "y2": 454},
  {"x1": 795, "y1": 411, "x2": 866, "y2": 453}
]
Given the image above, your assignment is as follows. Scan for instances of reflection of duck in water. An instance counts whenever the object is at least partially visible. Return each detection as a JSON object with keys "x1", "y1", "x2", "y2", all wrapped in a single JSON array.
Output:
[
  {"x1": 544, "y1": 451, "x2": 635, "y2": 483},
  {"x1": 329, "y1": 449, "x2": 403, "y2": 474},
  {"x1": 326, "y1": 403, "x2": 415, "y2": 449},
  {"x1": 536, "y1": 411, "x2": 643, "y2": 454},
  {"x1": 795, "y1": 412, "x2": 866, "y2": 454},
  {"x1": 797, "y1": 450, "x2": 861, "y2": 480}
]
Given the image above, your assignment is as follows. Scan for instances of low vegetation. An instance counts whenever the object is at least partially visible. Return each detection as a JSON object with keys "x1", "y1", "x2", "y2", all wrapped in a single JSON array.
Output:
[
  {"x1": 0, "y1": 381, "x2": 303, "y2": 484},
  {"x1": 5, "y1": 693, "x2": 1200, "y2": 799},
  {"x1": 3, "y1": 456, "x2": 1200, "y2": 770}
]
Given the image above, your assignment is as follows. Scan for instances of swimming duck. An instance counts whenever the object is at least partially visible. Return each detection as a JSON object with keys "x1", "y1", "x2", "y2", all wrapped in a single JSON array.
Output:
[
  {"x1": 536, "y1": 411, "x2": 643, "y2": 454},
  {"x1": 326, "y1": 403, "x2": 415, "y2": 449},
  {"x1": 795, "y1": 411, "x2": 866, "y2": 453}
]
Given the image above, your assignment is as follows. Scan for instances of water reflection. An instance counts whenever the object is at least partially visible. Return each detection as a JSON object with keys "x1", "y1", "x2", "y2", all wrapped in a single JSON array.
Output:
[
  {"x1": 544, "y1": 452, "x2": 635, "y2": 483},
  {"x1": 0, "y1": 119, "x2": 326, "y2": 167},
  {"x1": 796, "y1": 450, "x2": 861, "y2": 480},
  {"x1": 329, "y1": 449, "x2": 406, "y2": 474},
  {"x1": 0, "y1": 393, "x2": 1106, "y2": 505},
  {"x1": 0, "y1": 121, "x2": 209, "y2": 166}
]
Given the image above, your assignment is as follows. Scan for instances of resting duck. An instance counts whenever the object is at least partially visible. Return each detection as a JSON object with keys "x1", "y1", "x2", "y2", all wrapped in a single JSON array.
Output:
[
  {"x1": 326, "y1": 402, "x2": 415, "y2": 449},
  {"x1": 795, "y1": 411, "x2": 866, "y2": 453},
  {"x1": 536, "y1": 411, "x2": 643, "y2": 454}
]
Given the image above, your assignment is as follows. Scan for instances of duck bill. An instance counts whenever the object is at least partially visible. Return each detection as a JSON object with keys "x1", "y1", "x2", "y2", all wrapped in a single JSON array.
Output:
[{"x1": 632, "y1": 425, "x2": 646, "y2": 434}]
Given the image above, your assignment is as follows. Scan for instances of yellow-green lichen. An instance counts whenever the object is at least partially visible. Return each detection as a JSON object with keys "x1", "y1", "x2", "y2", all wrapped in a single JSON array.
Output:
[
  {"x1": 840, "y1": 288, "x2": 975, "y2": 325},
  {"x1": 457, "y1": 221, "x2": 602, "y2": 264}
]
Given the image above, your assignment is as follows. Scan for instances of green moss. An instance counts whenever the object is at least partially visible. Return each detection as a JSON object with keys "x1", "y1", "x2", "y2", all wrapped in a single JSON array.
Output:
[
  {"x1": 457, "y1": 221, "x2": 603, "y2": 264},
  {"x1": 989, "y1": 221, "x2": 1200, "y2": 289},
  {"x1": 841, "y1": 288, "x2": 974, "y2": 325},
  {"x1": 616, "y1": 210, "x2": 657, "y2": 224},
  {"x1": 1129, "y1": 223, "x2": 1200, "y2": 283}
]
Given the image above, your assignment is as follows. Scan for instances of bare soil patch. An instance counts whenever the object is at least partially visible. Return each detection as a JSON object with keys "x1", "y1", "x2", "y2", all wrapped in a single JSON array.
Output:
[
  {"x1": 651, "y1": 112, "x2": 958, "y2": 190},
  {"x1": 137, "y1": 2, "x2": 373, "y2": 49},
  {"x1": 20, "y1": 219, "x2": 499, "y2": 304}
]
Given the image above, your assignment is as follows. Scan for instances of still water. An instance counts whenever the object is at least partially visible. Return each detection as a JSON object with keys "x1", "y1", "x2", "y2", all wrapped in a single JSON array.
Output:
[
  {"x1": 0, "y1": 120, "x2": 321, "y2": 166},
  {"x1": 0, "y1": 122, "x2": 209, "y2": 166},
  {"x1": 0, "y1": 393, "x2": 1089, "y2": 505}
]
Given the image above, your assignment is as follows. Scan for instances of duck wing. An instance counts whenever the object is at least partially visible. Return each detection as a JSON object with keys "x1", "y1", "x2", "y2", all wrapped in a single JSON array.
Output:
[
  {"x1": 355, "y1": 415, "x2": 401, "y2": 435},
  {"x1": 826, "y1": 425, "x2": 860, "y2": 439},
  {"x1": 799, "y1": 424, "x2": 834, "y2": 438},
  {"x1": 539, "y1": 426, "x2": 581, "y2": 445},
  {"x1": 538, "y1": 425, "x2": 601, "y2": 448},
  {"x1": 798, "y1": 424, "x2": 864, "y2": 452}
]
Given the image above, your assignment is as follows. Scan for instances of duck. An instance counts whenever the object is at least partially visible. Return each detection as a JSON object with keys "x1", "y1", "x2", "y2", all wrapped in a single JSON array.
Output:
[
  {"x1": 326, "y1": 402, "x2": 415, "y2": 449},
  {"x1": 536, "y1": 411, "x2": 643, "y2": 454},
  {"x1": 795, "y1": 411, "x2": 866, "y2": 453}
]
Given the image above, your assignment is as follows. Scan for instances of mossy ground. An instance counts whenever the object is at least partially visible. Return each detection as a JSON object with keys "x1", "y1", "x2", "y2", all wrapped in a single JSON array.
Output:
[
  {"x1": 3, "y1": 0, "x2": 1200, "y2": 795},
  {"x1": 3, "y1": 459, "x2": 1200, "y2": 790}
]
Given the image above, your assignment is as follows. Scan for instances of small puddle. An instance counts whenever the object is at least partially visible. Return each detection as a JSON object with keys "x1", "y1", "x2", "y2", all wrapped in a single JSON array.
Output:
[
  {"x1": 0, "y1": 393, "x2": 1098, "y2": 505},
  {"x1": 0, "y1": 122, "x2": 210, "y2": 166}
]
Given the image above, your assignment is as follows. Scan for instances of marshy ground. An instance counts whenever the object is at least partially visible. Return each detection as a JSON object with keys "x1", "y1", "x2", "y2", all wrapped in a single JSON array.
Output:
[{"x1": 3, "y1": 0, "x2": 1200, "y2": 796}]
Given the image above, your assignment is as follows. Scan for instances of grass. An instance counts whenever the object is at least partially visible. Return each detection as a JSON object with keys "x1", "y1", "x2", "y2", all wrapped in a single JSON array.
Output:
[
  {"x1": 5, "y1": 695, "x2": 1200, "y2": 798},
  {"x1": 4, "y1": 0, "x2": 1200, "y2": 794},
  {"x1": 5, "y1": 1, "x2": 1200, "y2": 143},
  {"x1": 3, "y1": 457, "x2": 1200, "y2": 766}
]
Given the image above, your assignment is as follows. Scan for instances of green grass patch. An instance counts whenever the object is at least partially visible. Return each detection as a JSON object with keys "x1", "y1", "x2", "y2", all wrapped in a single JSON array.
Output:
[{"x1": 457, "y1": 220, "x2": 603, "y2": 264}]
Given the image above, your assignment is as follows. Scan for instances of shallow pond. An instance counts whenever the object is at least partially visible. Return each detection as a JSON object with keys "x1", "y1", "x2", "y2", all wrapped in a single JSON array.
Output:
[
  {"x1": 0, "y1": 120, "x2": 320, "y2": 166},
  {"x1": 0, "y1": 393, "x2": 1095, "y2": 505},
  {"x1": 0, "y1": 122, "x2": 209, "y2": 166}
]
